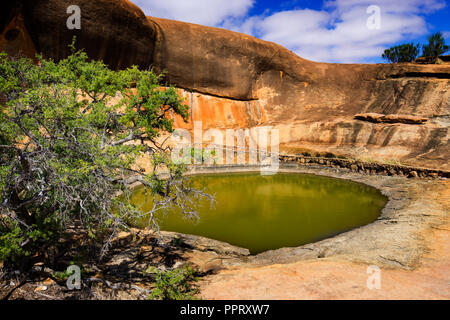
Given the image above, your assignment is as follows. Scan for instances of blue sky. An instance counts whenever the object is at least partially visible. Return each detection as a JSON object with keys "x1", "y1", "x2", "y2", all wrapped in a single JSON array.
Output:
[{"x1": 131, "y1": 0, "x2": 450, "y2": 63}]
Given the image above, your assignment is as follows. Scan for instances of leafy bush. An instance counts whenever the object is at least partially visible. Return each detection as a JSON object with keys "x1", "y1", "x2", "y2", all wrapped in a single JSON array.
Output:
[
  {"x1": 0, "y1": 39, "x2": 212, "y2": 268},
  {"x1": 0, "y1": 220, "x2": 28, "y2": 264},
  {"x1": 147, "y1": 265, "x2": 199, "y2": 300},
  {"x1": 382, "y1": 32, "x2": 449, "y2": 64},
  {"x1": 422, "y1": 32, "x2": 449, "y2": 59},
  {"x1": 0, "y1": 215, "x2": 59, "y2": 267},
  {"x1": 382, "y1": 43, "x2": 420, "y2": 63}
]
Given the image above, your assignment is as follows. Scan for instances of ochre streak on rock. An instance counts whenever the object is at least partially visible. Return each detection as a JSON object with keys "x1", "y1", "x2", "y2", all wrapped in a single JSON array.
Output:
[{"x1": 169, "y1": 89, "x2": 266, "y2": 131}]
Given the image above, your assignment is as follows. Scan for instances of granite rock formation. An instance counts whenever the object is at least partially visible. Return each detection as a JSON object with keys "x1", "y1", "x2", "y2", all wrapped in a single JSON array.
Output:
[
  {"x1": 0, "y1": 0, "x2": 156, "y2": 69},
  {"x1": 1, "y1": 0, "x2": 449, "y2": 170}
]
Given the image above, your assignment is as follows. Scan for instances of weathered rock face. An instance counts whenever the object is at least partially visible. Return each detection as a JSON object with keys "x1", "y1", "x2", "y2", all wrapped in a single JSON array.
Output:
[
  {"x1": 0, "y1": 0, "x2": 156, "y2": 69},
  {"x1": 1, "y1": 0, "x2": 449, "y2": 170},
  {"x1": 148, "y1": 17, "x2": 449, "y2": 170}
]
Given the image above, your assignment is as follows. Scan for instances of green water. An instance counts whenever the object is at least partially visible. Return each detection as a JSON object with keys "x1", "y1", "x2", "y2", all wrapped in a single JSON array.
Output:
[{"x1": 130, "y1": 173, "x2": 387, "y2": 254}]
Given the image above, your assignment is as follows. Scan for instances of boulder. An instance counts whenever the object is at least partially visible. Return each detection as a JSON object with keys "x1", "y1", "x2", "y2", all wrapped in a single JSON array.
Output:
[{"x1": 0, "y1": 0, "x2": 156, "y2": 70}]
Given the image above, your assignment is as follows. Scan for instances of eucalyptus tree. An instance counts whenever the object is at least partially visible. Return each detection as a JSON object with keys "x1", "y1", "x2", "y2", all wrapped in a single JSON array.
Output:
[{"x1": 0, "y1": 42, "x2": 211, "y2": 268}]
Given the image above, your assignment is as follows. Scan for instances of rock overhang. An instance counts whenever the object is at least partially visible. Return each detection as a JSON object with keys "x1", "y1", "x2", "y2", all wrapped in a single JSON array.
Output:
[{"x1": 0, "y1": 0, "x2": 449, "y2": 170}]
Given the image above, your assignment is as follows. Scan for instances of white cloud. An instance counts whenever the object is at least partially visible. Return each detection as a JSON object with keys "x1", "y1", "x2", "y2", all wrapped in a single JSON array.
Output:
[
  {"x1": 325, "y1": 0, "x2": 445, "y2": 14},
  {"x1": 131, "y1": 0, "x2": 446, "y2": 63},
  {"x1": 229, "y1": 0, "x2": 446, "y2": 63},
  {"x1": 130, "y1": 0, "x2": 254, "y2": 26}
]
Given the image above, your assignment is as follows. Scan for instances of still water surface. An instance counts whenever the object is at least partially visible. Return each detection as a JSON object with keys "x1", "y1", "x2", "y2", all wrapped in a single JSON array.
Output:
[{"x1": 130, "y1": 173, "x2": 387, "y2": 254}]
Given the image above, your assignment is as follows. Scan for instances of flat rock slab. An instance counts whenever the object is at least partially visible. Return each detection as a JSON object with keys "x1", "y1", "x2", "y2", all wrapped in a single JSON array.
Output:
[
  {"x1": 355, "y1": 113, "x2": 428, "y2": 124},
  {"x1": 195, "y1": 166, "x2": 449, "y2": 299}
]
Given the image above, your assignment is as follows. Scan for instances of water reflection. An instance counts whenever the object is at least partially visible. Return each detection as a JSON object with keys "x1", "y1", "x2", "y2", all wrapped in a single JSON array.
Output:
[{"x1": 130, "y1": 173, "x2": 387, "y2": 254}]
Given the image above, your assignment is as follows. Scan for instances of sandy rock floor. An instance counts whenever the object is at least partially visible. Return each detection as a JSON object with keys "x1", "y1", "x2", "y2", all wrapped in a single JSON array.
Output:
[
  {"x1": 200, "y1": 221, "x2": 449, "y2": 299},
  {"x1": 198, "y1": 167, "x2": 449, "y2": 300}
]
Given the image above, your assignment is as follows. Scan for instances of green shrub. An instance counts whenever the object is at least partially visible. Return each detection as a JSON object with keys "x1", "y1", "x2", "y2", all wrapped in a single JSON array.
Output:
[
  {"x1": 0, "y1": 216, "x2": 60, "y2": 267},
  {"x1": 146, "y1": 265, "x2": 199, "y2": 300},
  {"x1": 382, "y1": 43, "x2": 420, "y2": 63},
  {"x1": 0, "y1": 222, "x2": 28, "y2": 263},
  {"x1": 0, "y1": 38, "x2": 212, "y2": 268},
  {"x1": 422, "y1": 32, "x2": 449, "y2": 59}
]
